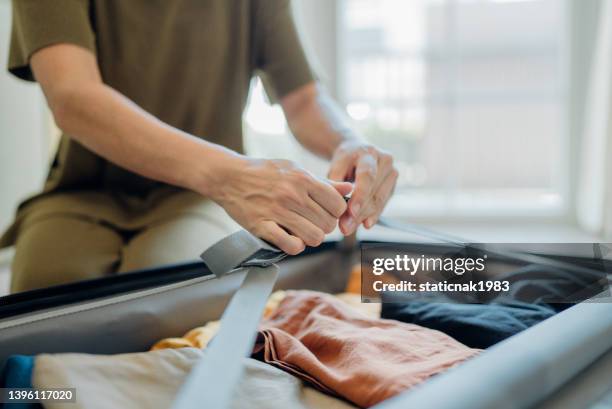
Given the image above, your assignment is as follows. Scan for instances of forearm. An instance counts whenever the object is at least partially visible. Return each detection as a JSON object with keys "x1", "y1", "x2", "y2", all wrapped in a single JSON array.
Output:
[
  {"x1": 51, "y1": 82, "x2": 242, "y2": 198},
  {"x1": 282, "y1": 83, "x2": 361, "y2": 159}
]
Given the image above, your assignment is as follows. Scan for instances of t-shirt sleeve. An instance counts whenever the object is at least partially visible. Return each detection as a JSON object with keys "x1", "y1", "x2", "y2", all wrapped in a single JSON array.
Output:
[
  {"x1": 8, "y1": 0, "x2": 96, "y2": 82},
  {"x1": 254, "y1": 0, "x2": 316, "y2": 99}
]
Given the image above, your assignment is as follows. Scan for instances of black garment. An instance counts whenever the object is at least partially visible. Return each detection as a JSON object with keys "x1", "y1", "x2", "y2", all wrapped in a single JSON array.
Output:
[
  {"x1": 381, "y1": 294, "x2": 555, "y2": 349},
  {"x1": 381, "y1": 263, "x2": 608, "y2": 348}
]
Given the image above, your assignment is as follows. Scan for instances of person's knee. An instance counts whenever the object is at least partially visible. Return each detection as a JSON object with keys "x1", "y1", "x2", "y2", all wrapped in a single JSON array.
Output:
[
  {"x1": 10, "y1": 217, "x2": 122, "y2": 293},
  {"x1": 10, "y1": 251, "x2": 73, "y2": 293},
  {"x1": 119, "y1": 214, "x2": 239, "y2": 273}
]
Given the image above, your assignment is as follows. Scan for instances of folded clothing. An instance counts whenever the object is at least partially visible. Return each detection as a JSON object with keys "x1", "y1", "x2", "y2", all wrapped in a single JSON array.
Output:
[
  {"x1": 0, "y1": 355, "x2": 40, "y2": 409},
  {"x1": 151, "y1": 291, "x2": 380, "y2": 351},
  {"x1": 254, "y1": 290, "x2": 480, "y2": 408},
  {"x1": 379, "y1": 263, "x2": 601, "y2": 349},
  {"x1": 381, "y1": 293, "x2": 555, "y2": 349},
  {"x1": 1, "y1": 355, "x2": 35, "y2": 390},
  {"x1": 32, "y1": 348, "x2": 356, "y2": 409}
]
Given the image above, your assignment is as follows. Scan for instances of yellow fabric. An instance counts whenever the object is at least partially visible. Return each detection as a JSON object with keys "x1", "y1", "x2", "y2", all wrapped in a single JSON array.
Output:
[{"x1": 345, "y1": 264, "x2": 362, "y2": 294}]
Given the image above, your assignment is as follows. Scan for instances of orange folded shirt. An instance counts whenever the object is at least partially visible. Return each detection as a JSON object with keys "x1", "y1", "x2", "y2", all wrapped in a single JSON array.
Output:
[{"x1": 254, "y1": 290, "x2": 480, "y2": 408}]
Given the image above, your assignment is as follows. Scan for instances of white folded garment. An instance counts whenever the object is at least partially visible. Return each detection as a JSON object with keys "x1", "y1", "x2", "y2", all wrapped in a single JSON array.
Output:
[{"x1": 33, "y1": 347, "x2": 356, "y2": 409}]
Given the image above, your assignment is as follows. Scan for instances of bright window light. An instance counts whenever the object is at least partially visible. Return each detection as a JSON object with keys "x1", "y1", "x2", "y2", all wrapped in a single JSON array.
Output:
[
  {"x1": 244, "y1": 78, "x2": 286, "y2": 135},
  {"x1": 340, "y1": 0, "x2": 567, "y2": 217}
]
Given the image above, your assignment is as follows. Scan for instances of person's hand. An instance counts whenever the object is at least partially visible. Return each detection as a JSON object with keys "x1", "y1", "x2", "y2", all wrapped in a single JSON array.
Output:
[
  {"x1": 328, "y1": 140, "x2": 398, "y2": 235},
  {"x1": 213, "y1": 157, "x2": 352, "y2": 255}
]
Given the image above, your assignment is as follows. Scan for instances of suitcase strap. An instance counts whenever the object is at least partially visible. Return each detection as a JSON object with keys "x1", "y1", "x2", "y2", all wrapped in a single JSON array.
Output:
[
  {"x1": 172, "y1": 230, "x2": 284, "y2": 409},
  {"x1": 199, "y1": 229, "x2": 287, "y2": 278}
]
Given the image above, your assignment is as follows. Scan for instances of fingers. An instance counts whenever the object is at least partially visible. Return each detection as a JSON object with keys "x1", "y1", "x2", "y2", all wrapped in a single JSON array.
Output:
[
  {"x1": 339, "y1": 211, "x2": 356, "y2": 236},
  {"x1": 308, "y1": 178, "x2": 348, "y2": 218},
  {"x1": 289, "y1": 196, "x2": 338, "y2": 234},
  {"x1": 330, "y1": 180, "x2": 353, "y2": 197},
  {"x1": 339, "y1": 151, "x2": 397, "y2": 234},
  {"x1": 363, "y1": 170, "x2": 397, "y2": 228},
  {"x1": 347, "y1": 153, "x2": 378, "y2": 219},
  {"x1": 279, "y1": 210, "x2": 326, "y2": 248},
  {"x1": 255, "y1": 221, "x2": 305, "y2": 255}
]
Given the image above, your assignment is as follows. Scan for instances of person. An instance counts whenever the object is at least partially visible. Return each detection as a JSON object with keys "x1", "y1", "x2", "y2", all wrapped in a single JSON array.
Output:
[{"x1": 0, "y1": 0, "x2": 398, "y2": 293}]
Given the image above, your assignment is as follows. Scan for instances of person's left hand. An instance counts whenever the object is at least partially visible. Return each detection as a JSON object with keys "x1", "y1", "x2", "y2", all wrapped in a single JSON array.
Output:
[{"x1": 328, "y1": 140, "x2": 398, "y2": 235}]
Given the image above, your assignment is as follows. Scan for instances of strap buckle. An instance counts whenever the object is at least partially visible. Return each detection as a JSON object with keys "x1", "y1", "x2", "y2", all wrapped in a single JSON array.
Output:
[{"x1": 200, "y1": 230, "x2": 287, "y2": 277}]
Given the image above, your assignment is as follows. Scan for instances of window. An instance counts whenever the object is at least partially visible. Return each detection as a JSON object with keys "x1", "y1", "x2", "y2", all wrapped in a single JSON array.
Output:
[
  {"x1": 339, "y1": 0, "x2": 568, "y2": 217},
  {"x1": 243, "y1": 0, "x2": 569, "y2": 220}
]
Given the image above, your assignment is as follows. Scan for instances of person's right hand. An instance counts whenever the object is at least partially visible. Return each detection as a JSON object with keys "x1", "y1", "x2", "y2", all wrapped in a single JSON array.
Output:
[{"x1": 211, "y1": 157, "x2": 352, "y2": 255}]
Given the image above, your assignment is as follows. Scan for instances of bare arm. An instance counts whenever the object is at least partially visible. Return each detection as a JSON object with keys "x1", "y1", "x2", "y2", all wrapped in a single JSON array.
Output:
[
  {"x1": 281, "y1": 82, "x2": 356, "y2": 160},
  {"x1": 31, "y1": 44, "x2": 350, "y2": 253},
  {"x1": 282, "y1": 82, "x2": 398, "y2": 235}
]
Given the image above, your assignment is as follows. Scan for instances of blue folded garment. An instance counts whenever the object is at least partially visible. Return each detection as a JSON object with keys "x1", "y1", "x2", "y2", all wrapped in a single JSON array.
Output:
[
  {"x1": 381, "y1": 294, "x2": 556, "y2": 349},
  {"x1": 0, "y1": 355, "x2": 41, "y2": 409}
]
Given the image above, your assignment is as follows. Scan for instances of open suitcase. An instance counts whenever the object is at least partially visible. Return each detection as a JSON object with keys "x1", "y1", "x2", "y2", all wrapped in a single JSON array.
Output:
[{"x1": 0, "y1": 227, "x2": 611, "y2": 409}]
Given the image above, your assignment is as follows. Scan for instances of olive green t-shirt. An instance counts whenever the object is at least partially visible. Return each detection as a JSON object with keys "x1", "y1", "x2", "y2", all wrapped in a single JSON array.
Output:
[{"x1": 8, "y1": 0, "x2": 314, "y2": 195}]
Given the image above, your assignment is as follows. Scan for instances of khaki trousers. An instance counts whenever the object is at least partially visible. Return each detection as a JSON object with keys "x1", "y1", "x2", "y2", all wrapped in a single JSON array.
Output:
[{"x1": 8, "y1": 189, "x2": 239, "y2": 293}]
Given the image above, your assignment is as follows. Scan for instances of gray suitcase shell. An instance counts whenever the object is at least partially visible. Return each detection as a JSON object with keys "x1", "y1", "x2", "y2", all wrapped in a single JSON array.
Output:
[{"x1": 0, "y1": 239, "x2": 610, "y2": 409}]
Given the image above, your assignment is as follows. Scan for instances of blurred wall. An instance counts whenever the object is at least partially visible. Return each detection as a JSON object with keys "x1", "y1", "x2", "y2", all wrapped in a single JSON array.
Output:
[{"x1": 0, "y1": 0, "x2": 49, "y2": 234}]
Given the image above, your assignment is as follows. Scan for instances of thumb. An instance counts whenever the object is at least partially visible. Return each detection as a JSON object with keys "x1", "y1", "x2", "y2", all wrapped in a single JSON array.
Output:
[{"x1": 330, "y1": 181, "x2": 354, "y2": 197}]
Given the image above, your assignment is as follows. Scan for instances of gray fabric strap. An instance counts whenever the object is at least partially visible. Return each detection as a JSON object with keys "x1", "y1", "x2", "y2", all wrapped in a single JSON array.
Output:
[
  {"x1": 172, "y1": 230, "x2": 284, "y2": 409},
  {"x1": 171, "y1": 264, "x2": 279, "y2": 409},
  {"x1": 200, "y1": 230, "x2": 287, "y2": 277}
]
